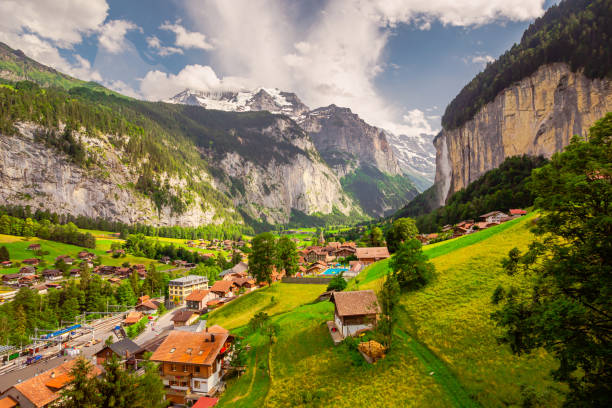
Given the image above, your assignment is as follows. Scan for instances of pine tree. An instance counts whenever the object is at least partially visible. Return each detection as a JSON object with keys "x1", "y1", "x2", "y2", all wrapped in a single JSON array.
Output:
[
  {"x1": 276, "y1": 236, "x2": 298, "y2": 276},
  {"x1": 249, "y1": 232, "x2": 277, "y2": 284},
  {"x1": 0, "y1": 246, "x2": 9, "y2": 262}
]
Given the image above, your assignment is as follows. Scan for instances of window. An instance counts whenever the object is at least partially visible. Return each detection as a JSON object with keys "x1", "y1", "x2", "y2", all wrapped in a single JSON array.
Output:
[
  {"x1": 183, "y1": 365, "x2": 188, "y2": 372},
  {"x1": 195, "y1": 366, "x2": 200, "y2": 373},
  {"x1": 193, "y1": 380, "x2": 200, "y2": 389},
  {"x1": 171, "y1": 364, "x2": 176, "y2": 372}
]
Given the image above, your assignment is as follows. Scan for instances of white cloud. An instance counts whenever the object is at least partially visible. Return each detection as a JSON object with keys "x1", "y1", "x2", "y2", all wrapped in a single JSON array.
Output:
[
  {"x1": 98, "y1": 20, "x2": 140, "y2": 54},
  {"x1": 139, "y1": 64, "x2": 248, "y2": 101},
  {"x1": 146, "y1": 35, "x2": 184, "y2": 56},
  {"x1": 160, "y1": 20, "x2": 214, "y2": 51},
  {"x1": 183, "y1": 0, "x2": 545, "y2": 136},
  {"x1": 470, "y1": 54, "x2": 495, "y2": 65}
]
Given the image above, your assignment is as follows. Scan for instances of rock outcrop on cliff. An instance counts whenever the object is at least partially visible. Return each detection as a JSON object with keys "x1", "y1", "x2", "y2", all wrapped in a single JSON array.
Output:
[{"x1": 434, "y1": 63, "x2": 612, "y2": 205}]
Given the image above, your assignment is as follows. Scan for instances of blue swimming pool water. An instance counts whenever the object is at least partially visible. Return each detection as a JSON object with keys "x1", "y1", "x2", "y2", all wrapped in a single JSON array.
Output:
[{"x1": 320, "y1": 267, "x2": 349, "y2": 276}]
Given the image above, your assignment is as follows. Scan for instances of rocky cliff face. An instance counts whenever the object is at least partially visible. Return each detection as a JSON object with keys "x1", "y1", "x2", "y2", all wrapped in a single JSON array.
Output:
[
  {"x1": 0, "y1": 123, "x2": 219, "y2": 226},
  {"x1": 299, "y1": 105, "x2": 401, "y2": 177},
  {"x1": 208, "y1": 115, "x2": 358, "y2": 224},
  {"x1": 435, "y1": 63, "x2": 612, "y2": 205}
]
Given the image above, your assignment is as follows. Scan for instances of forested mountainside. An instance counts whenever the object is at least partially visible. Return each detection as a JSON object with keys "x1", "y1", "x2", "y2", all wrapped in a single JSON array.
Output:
[
  {"x1": 0, "y1": 42, "x2": 364, "y2": 228},
  {"x1": 168, "y1": 89, "x2": 421, "y2": 218},
  {"x1": 405, "y1": 0, "x2": 612, "y2": 211},
  {"x1": 395, "y1": 155, "x2": 548, "y2": 232}
]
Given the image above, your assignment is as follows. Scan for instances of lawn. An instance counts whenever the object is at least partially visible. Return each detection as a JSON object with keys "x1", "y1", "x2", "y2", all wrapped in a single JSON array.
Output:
[{"x1": 207, "y1": 283, "x2": 327, "y2": 330}]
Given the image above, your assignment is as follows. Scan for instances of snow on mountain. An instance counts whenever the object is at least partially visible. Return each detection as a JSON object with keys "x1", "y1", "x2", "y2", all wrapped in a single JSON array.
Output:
[
  {"x1": 165, "y1": 88, "x2": 310, "y2": 120},
  {"x1": 384, "y1": 131, "x2": 436, "y2": 191}
]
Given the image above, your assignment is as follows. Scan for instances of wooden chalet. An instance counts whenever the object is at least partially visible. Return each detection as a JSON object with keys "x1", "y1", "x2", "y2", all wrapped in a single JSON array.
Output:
[
  {"x1": 355, "y1": 247, "x2": 390, "y2": 265},
  {"x1": 22, "y1": 258, "x2": 40, "y2": 266},
  {"x1": 330, "y1": 290, "x2": 380, "y2": 338},
  {"x1": 150, "y1": 327, "x2": 232, "y2": 405},
  {"x1": 172, "y1": 310, "x2": 200, "y2": 327},
  {"x1": 186, "y1": 290, "x2": 213, "y2": 312},
  {"x1": 95, "y1": 337, "x2": 141, "y2": 365},
  {"x1": 27, "y1": 244, "x2": 41, "y2": 251},
  {"x1": 480, "y1": 211, "x2": 508, "y2": 224}
]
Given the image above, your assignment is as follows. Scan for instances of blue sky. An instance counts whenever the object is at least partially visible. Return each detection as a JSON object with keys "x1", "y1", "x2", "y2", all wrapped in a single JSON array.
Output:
[{"x1": 0, "y1": 0, "x2": 560, "y2": 136}]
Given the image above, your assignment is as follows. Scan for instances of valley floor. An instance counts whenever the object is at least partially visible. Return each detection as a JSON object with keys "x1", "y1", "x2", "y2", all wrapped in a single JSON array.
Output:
[{"x1": 209, "y1": 214, "x2": 566, "y2": 407}]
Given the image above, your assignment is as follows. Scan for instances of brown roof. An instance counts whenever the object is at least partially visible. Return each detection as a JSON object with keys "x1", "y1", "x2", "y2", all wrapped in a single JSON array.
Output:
[
  {"x1": 331, "y1": 290, "x2": 380, "y2": 317},
  {"x1": 150, "y1": 329, "x2": 229, "y2": 366},
  {"x1": 355, "y1": 247, "x2": 390, "y2": 259},
  {"x1": 172, "y1": 310, "x2": 196, "y2": 322},
  {"x1": 13, "y1": 359, "x2": 101, "y2": 408},
  {"x1": 0, "y1": 396, "x2": 17, "y2": 408},
  {"x1": 136, "y1": 300, "x2": 159, "y2": 310},
  {"x1": 186, "y1": 290, "x2": 210, "y2": 302},
  {"x1": 210, "y1": 280, "x2": 233, "y2": 294},
  {"x1": 480, "y1": 211, "x2": 507, "y2": 218},
  {"x1": 124, "y1": 311, "x2": 143, "y2": 324}
]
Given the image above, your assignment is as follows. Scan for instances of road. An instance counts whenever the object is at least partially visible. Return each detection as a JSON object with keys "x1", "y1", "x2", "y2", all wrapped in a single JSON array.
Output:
[
  {"x1": 134, "y1": 307, "x2": 181, "y2": 345},
  {"x1": 0, "y1": 314, "x2": 124, "y2": 393}
]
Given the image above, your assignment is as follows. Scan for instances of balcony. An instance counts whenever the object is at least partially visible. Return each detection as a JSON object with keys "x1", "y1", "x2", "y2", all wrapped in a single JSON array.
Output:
[{"x1": 170, "y1": 385, "x2": 191, "y2": 392}]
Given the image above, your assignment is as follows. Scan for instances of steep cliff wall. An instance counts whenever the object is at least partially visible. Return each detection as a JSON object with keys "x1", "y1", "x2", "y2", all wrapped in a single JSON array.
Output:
[
  {"x1": 435, "y1": 63, "x2": 612, "y2": 205},
  {"x1": 0, "y1": 123, "x2": 219, "y2": 226}
]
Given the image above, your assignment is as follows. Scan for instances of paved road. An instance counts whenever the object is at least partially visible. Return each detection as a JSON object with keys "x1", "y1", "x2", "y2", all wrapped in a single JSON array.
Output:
[{"x1": 135, "y1": 307, "x2": 181, "y2": 345}]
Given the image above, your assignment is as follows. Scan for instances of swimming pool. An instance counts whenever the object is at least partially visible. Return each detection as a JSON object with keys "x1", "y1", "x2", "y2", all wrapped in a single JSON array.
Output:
[{"x1": 320, "y1": 267, "x2": 349, "y2": 276}]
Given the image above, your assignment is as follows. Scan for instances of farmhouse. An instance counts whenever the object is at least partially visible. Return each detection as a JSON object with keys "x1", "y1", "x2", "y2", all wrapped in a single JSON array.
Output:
[
  {"x1": 209, "y1": 280, "x2": 235, "y2": 298},
  {"x1": 135, "y1": 297, "x2": 160, "y2": 314},
  {"x1": 219, "y1": 262, "x2": 248, "y2": 280},
  {"x1": 123, "y1": 311, "x2": 144, "y2": 325},
  {"x1": 27, "y1": 244, "x2": 41, "y2": 251},
  {"x1": 42, "y1": 269, "x2": 62, "y2": 281},
  {"x1": 330, "y1": 290, "x2": 380, "y2": 338},
  {"x1": 480, "y1": 211, "x2": 508, "y2": 224},
  {"x1": 22, "y1": 259, "x2": 40, "y2": 266},
  {"x1": 355, "y1": 247, "x2": 390, "y2": 265},
  {"x1": 150, "y1": 327, "x2": 232, "y2": 404},
  {"x1": 1, "y1": 261, "x2": 12, "y2": 268},
  {"x1": 509, "y1": 209, "x2": 527, "y2": 216}
]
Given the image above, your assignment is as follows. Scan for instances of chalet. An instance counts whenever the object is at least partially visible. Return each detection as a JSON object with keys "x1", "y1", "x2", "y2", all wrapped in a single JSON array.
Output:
[
  {"x1": 115, "y1": 267, "x2": 131, "y2": 277},
  {"x1": 123, "y1": 311, "x2": 144, "y2": 325},
  {"x1": 480, "y1": 211, "x2": 507, "y2": 224},
  {"x1": 160, "y1": 256, "x2": 171, "y2": 264},
  {"x1": 186, "y1": 290, "x2": 213, "y2": 312},
  {"x1": 231, "y1": 277, "x2": 256, "y2": 291},
  {"x1": 1, "y1": 261, "x2": 12, "y2": 268},
  {"x1": 55, "y1": 255, "x2": 74, "y2": 265},
  {"x1": 219, "y1": 262, "x2": 248, "y2": 280},
  {"x1": 150, "y1": 327, "x2": 232, "y2": 404},
  {"x1": 113, "y1": 249, "x2": 125, "y2": 256},
  {"x1": 45, "y1": 283, "x2": 62, "y2": 290},
  {"x1": 32, "y1": 284, "x2": 48, "y2": 295},
  {"x1": 209, "y1": 280, "x2": 235, "y2": 298},
  {"x1": 343, "y1": 261, "x2": 364, "y2": 278},
  {"x1": 2, "y1": 274, "x2": 20, "y2": 285},
  {"x1": 136, "y1": 298, "x2": 160, "y2": 314},
  {"x1": 330, "y1": 290, "x2": 380, "y2": 338},
  {"x1": 42, "y1": 269, "x2": 62, "y2": 281},
  {"x1": 171, "y1": 310, "x2": 200, "y2": 327},
  {"x1": 95, "y1": 337, "x2": 141, "y2": 365},
  {"x1": 334, "y1": 247, "x2": 356, "y2": 258},
  {"x1": 509, "y1": 209, "x2": 527, "y2": 216},
  {"x1": 19, "y1": 266, "x2": 36, "y2": 275},
  {"x1": 306, "y1": 261, "x2": 327, "y2": 275},
  {"x1": 2, "y1": 358, "x2": 101, "y2": 408},
  {"x1": 77, "y1": 251, "x2": 95, "y2": 260},
  {"x1": 475, "y1": 221, "x2": 497, "y2": 230},
  {"x1": 355, "y1": 247, "x2": 390, "y2": 265},
  {"x1": 19, "y1": 275, "x2": 37, "y2": 286},
  {"x1": 137, "y1": 269, "x2": 147, "y2": 279},
  {"x1": 22, "y1": 258, "x2": 40, "y2": 266},
  {"x1": 108, "y1": 277, "x2": 121, "y2": 284},
  {"x1": 441, "y1": 224, "x2": 452, "y2": 232},
  {"x1": 69, "y1": 269, "x2": 80, "y2": 277},
  {"x1": 96, "y1": 265, "x2": 116, "y2": 275},
  {"x1": 27, "y1": 244, "x2": 41, "y2": 251}
]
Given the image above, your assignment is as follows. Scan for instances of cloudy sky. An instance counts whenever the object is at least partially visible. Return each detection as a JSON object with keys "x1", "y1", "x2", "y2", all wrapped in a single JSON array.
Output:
[{"x1": 0, "y1": 0, "x2": 560, "y2": 136}]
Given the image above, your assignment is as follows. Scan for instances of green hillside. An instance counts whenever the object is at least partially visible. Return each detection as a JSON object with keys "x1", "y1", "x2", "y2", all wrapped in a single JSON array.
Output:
[{"x1": 211, "y1": 214, "x2": 564, "y2": 407}]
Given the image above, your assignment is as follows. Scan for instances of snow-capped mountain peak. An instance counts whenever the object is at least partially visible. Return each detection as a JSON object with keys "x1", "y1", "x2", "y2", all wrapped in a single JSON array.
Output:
[{"x1": 164, "y1": 87, "x2": 310, "y2": 120}]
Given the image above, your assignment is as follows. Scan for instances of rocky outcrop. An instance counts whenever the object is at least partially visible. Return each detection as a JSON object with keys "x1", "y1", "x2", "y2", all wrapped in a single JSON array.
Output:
[
  {"x1": 435, "y1": 63, "x2": 612, "y2": 205},
  {"x1": 299, "y1": 105, "x2": 401, "y2": 177},
  {"x1": 0, "y1": 123, "x2": 219, "y2": 227}
]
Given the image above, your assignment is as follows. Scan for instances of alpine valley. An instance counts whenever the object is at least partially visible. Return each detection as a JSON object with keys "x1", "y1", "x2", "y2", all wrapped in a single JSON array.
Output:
[{"x1": 0, "y1": 42, "x2": 433, "y2": 230}]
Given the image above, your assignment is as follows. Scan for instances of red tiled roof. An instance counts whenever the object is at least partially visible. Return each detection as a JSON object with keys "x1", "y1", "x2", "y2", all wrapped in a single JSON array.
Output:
[
  {"x1": 0, "y1": 396, "x2": 17, "y2": 408},
  {"x1": 193, "y1": 397, "x2": 219, "y2": 408},
  {"x1": 186, "y1": 289, "x2": 210, "y2": 302},
  {"x1": 210, "y1": 280, "x2": 233, "y2": 294},
  {"x1": 509, "y1": 209, "x2": 527, "y2": 215}
]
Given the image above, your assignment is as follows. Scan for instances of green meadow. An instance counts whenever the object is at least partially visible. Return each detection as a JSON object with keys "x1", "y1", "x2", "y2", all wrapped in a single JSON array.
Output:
[{"x1": 213, "y1": 214, "x2": 563, "y2": 407}]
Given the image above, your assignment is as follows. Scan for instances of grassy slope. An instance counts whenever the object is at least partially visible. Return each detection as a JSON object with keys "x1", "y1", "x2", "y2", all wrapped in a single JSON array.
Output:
[
  {"x1": 215, "y1": 214, "x2": 564, "y2": 407},
  {"x1": 0, "y1": 234, "x2": 172, "y2": 275}
]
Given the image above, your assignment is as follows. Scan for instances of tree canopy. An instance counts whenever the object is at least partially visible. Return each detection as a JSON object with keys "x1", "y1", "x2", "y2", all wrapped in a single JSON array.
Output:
[{"x1": 491, "y1": 113, "x2": 612, "y2": 406}]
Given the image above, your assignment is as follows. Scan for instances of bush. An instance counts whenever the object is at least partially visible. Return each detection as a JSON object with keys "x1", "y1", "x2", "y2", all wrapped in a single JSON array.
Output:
[{"x1": 327, "y1": 272, "x2": 347, "y2": 291}]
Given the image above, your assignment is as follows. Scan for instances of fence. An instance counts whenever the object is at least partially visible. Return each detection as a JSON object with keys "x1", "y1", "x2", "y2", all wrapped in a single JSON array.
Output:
[{"x1": 282, "y1": 277, "x2": 333, "y2": 285}]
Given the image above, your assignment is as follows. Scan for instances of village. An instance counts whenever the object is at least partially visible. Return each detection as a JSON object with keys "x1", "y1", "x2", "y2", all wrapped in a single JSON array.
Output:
[{"x1": 0, "y1": 208, "x2": 527, "y2": 407}]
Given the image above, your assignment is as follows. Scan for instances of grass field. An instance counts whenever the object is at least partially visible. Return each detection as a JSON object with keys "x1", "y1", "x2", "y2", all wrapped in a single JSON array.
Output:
[
  {"x1": 214, "y1": 214, "x2": 564, "y2": 407},
  {"x1": 0, "y1": 234, "x2": 171, "y2": 274},
  {"x1": 207, "y1": 283, "x2": 327, "y2": 330}
]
